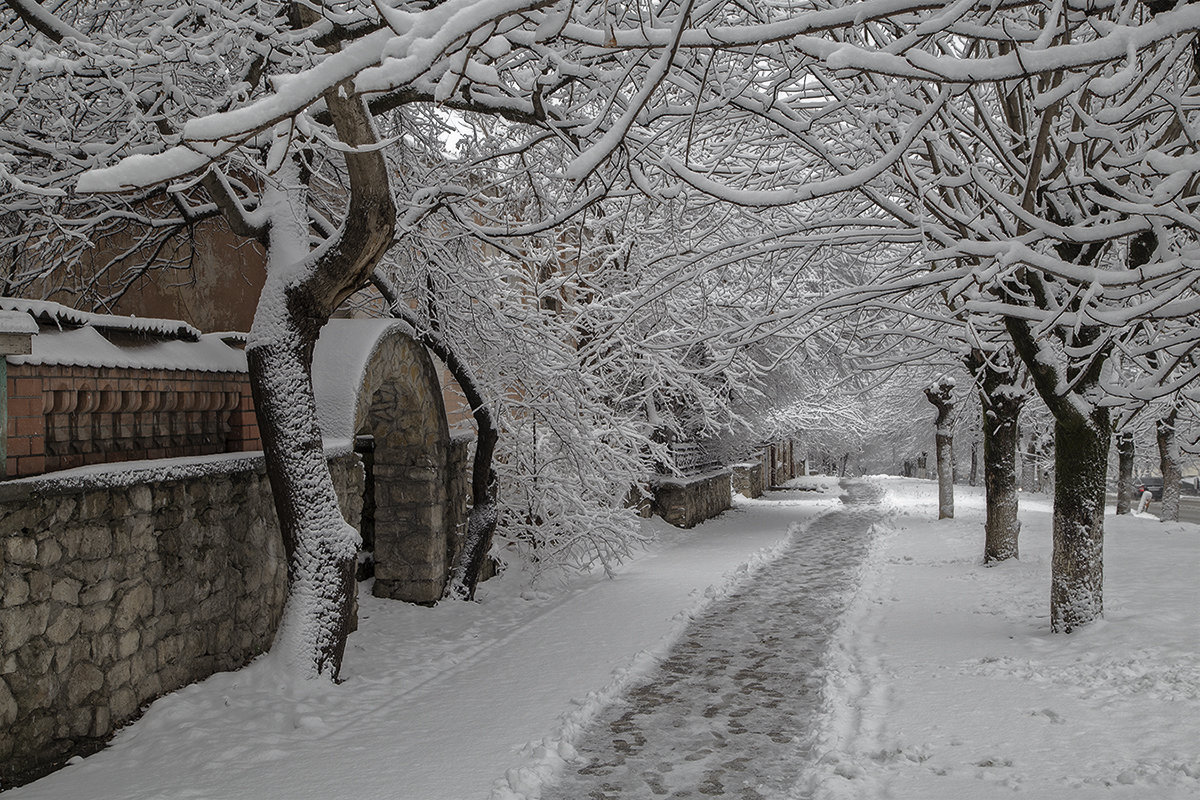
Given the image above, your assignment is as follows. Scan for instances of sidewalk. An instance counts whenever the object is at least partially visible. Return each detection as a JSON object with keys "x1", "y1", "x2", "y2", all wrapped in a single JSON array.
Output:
[{"x1": 6, "y1": 483, "x2": 840, "y2": 800}]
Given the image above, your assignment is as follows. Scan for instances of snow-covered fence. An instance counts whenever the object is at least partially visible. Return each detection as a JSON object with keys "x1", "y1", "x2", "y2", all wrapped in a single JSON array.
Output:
[{"x1": 0, "y1": 451, "x2": 363, "y2": 788}]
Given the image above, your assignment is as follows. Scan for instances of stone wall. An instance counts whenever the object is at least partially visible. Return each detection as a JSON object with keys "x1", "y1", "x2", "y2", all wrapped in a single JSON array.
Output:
[
  {"x1": 650, "y1": 469, "x2": 732, "y2": 529},
  {"x1": 0, "y1": 452, "x2": 362, "y2": 788},
  {"x1": 731, "y1": 461, "x2": 765, "y2": 498}
]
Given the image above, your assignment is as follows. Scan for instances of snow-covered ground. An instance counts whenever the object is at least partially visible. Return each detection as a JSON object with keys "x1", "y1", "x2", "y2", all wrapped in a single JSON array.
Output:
[
  {"x1": 6, "y1": 480, "x2": 840, "y2": 800},
  {"x1": 8, "y1": 476, "x2": 1197, "y2": 800},
  {"x1": 805, "y1": 478, "x2": 1200, "y2": 800}
]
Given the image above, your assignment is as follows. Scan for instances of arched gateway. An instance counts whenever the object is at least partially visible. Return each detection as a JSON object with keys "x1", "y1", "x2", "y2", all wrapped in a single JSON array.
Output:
[{"x1": 312, "y1": 319, "x2": 469, "y2": 604}]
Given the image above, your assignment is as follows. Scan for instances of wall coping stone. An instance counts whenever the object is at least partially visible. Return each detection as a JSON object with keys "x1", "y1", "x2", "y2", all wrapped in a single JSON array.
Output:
[
  {"x1": 649, "y1": 467, "x2": 732, "y2": 487},
  {"x1": 0, "y1": 441, "x2": 354, "y2": 500}
]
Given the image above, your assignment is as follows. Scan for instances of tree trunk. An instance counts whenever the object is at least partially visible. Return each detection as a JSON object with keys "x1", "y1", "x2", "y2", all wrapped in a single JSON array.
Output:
[
  {"x1": 1115, "y1": 431, "x2": 1134, "y2": 515},
  {"x1": 1157, "y1": 407, "x2": 1181, "y2": 522},
  {"x1": 242, "y1": 79, "x2": 395, "y2": 679},
  {"x1": 966, "y1": 348, "x2": 1025, "y2": 563},
  {"x1": 1023, "y1": 435, "x2": 1038, "y2": 493},
  {"x1": 1050, "y1": 411, "x2": 1109, "y2": 632},
  {"x1": 925, "y1": 377, "x2": 956, "y2": 519},
  {"x1": 982, "y1": 390, "x2": 1022, "y2": 562},
  {"x1": 969, "y1": 441, "x2": 978, "y2": 487},
  {"x1": 248, "y1": 315, "x2": 358, "y2": 678}
]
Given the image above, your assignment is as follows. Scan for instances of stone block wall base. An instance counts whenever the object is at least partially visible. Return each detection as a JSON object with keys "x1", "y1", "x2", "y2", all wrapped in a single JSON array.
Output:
[
  {"x1": 651, "y1": 470, "x2": 732, "y2": 528},
  {"x1": 372, "y1": 578, "x2": 440, "y2": 606},
  {"x1": 0, "y1": 452, "x2": 362, "y2": 788}
]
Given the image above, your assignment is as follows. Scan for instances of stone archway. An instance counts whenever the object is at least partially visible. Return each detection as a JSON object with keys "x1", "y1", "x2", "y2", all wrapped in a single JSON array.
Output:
[{"x1": 313, "y1": 320, "x2": 467, "y2": 604}]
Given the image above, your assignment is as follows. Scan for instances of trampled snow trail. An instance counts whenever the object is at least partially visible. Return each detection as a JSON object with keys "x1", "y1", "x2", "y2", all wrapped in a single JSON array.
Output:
[{"x1": 541, "y1": 481, "x2": 885, "y2": 800}]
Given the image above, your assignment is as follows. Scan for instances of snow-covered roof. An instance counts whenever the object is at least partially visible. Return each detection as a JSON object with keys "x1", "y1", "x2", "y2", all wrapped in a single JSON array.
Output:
[
  {"x1": 7, "y1": 326, "x2": 247, "y2": 373},
  {"x1": 312, "y1": 318, "x2": 409, "y2": 440},
  {"x1": 0, "y1": 297, "x2": 246, "y2": 373},
  {"x1": 0, "y1": 309, "x2": 38, "y2": 335},
  {"x1": 0, "y1": 297, "x2": 202, "y2": 341}
]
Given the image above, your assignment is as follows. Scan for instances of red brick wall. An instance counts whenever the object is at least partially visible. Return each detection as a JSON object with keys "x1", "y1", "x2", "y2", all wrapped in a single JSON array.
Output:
[{"x1": 5, "y1": 364, "x2": 260, "y2": 479}]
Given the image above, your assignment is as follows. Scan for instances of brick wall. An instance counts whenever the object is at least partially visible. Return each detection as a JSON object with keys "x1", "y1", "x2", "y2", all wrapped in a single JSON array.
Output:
[{"x1": 5, "y1": 364, "x2": 259, "y2": 479}]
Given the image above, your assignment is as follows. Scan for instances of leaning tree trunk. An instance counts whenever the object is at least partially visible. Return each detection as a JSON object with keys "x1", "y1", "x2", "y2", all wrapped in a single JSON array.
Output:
[
  {"x1": 1050, "y1": 409, "x2": 1110, "y2": 632},
  {"x1": 1157, "y1": 408, "x2": 1181, "y2": 522},
  {"x1": 243, "y1": 82, "x2": 395, "y2": 679},
  {"x1": 925, "y1": 377, "x2": 957, "y2": 519},
  {"x1": 248, "y1": 300, "x2": 359, "y2": 678},
  {"x1": 1115, "y1": 431, "x2": 1135, "y2": 515}
]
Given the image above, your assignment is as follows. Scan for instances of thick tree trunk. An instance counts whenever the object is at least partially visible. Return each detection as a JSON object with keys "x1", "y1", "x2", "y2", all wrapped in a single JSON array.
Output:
[
  {"x1": 1115, "y1": 431, "x2": 1135, "y2": 515},
  {"x1": 243, "y1": 80, "x2": 394, "y2": 679},
  {"x1": 1157, "y1": 408, "x2": 1181, "y2": 522},
  {"x1": 925, "y1": 378, "x2": 956, "y2": 519},
  {"x1": 1004, "y1": 305, "x2": 1110, "y2": 634},
  {"x1": 1050, "y1": 413, "x2": 1109, "y2": 632},
  {"x1": 248, "y1": 318, "x2": 358, "y2": 678},
  {"x1": 983, "y1": 391, "x2": 1022, "y2": 562}
]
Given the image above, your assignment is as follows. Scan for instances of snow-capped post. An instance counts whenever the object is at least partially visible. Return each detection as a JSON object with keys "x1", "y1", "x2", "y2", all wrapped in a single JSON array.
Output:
[
  {"x1": 1156, "y1": 406, "x2": 1181, "y2": 523},
  {"x1": 967, "y1": 348, "x2": 1024, "y2": 562},
  {"x1": 1115, "y1": 431, "x2": 1136, "y2": 515},
  {"x1": 924, "y1": 376, "x2": 956, "y2": 520}
]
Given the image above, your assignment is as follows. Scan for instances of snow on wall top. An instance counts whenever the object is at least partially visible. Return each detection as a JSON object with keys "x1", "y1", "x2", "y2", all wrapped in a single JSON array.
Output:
[
  {"x1": 7, "y1": 326, "x2": 248, "y2": 373},
  {"x1": 0, "y1": 309, "x2": 38, "y2": 335},
  {"x1": 311, "y1": 318, "x2": 408, "y2": 440},
  {"x1": 0, "y1": 297, "x2": 245, "y2": 372},
  {"x1": 0, "y1": 297, "x2": 203, "y2": 341}
]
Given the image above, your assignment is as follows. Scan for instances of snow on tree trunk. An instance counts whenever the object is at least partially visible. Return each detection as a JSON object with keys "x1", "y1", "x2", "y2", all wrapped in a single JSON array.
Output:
[
  {"x1": 1050, "y1": 412, "x2": 1110, "y2": 633},
  {"x1": 248, "y1": 83, "x2": 395, "y2": 679},
  {"x1": 925, "y1": 377, "x2": 956, "y2": 520},
  {"x1": 247, "y1": 178, "x2": 358, "y2": 678},
  {"x1": 1115, "y1": 431, "x2": 1135, "y2": 515},
  {"x1": 1157, "y1": 408, "x2": 1181, "y2": 523},
  {"x1": 982, "y1": 389, "x2": 1023, "y2": 563}
]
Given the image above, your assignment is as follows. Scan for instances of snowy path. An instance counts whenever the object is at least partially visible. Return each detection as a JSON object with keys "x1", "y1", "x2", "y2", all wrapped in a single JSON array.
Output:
[
  {"x1": 541, "y1": 481, "x2": 885, "y2": 800},
  {"x1": 6, "y1": 481, "x2": 842, "y2": 800}
]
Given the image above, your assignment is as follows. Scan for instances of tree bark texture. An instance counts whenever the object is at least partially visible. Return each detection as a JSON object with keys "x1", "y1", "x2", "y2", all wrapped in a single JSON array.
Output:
[
  {"x1": 243, "y1": 81, "x2": 396, "y2": 679},
  {"x1": 967, "y1": 348, "x2": 1024, "y2": 563},
  {"x1": 1050, "y1": 413, "x2": 1109, "y2": 632},
  {"x1": 981, "y1": 389, "x2": 1023, "y2": 563},
  {"x1": 1003, "y1": 305, "x2": 1110, "y2": 634},
  {"x1": 969, "y1": 441, "x2": 978, "y2": 487},
  {"x1": 1115, "y1": 431, "x2": 1135, "y2": 515},
  {"x1": 925, "y1": 378, "x2": 956, "y2": 520},
  {"x1": 1157, "y1": 407, "x2": 1181, "y2": 522}
]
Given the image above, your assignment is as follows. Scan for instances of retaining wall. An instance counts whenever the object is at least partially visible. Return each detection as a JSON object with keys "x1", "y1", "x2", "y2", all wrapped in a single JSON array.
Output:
[
  {"x1": 0, "y1": 452, "x2": 362, "y2": 787},
  {"x1": 650, "y1": 469, "x2": 733, "y2": 528},
  {"x1": 731, "y1": 461, "x2": 765, "y2": 498}
]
